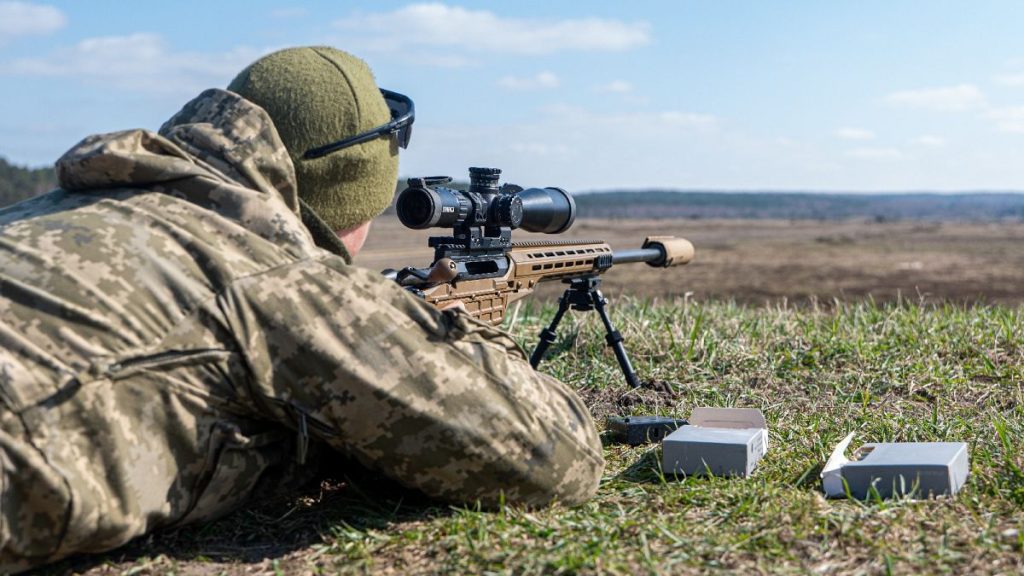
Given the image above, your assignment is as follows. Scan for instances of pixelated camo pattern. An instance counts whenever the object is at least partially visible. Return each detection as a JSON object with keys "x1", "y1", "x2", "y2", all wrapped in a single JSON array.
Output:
[{"x1": 0, "y1": 89, "x2": 603, "y2": 573}]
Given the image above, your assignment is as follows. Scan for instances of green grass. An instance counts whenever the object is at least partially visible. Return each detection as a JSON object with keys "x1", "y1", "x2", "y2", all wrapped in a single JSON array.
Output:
[{"x1": 60, "y1": 299, "x2": 1024, "y2": 575}]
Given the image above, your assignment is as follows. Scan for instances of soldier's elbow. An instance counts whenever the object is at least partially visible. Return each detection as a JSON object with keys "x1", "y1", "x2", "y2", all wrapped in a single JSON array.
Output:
[{"x1": 475, "y1": 424, "x2": 605, "y2": 509}]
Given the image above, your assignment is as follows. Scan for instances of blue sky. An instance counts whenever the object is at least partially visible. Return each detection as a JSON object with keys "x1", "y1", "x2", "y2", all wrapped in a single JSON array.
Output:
[{"x1": 1, "y1": 1, "x2": 1023, "y2": 192}]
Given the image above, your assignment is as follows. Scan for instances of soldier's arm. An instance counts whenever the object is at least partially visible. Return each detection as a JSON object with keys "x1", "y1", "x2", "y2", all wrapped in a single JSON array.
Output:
[{"x1": 220, "y1": 254, "x2": 604, "y2": 507}]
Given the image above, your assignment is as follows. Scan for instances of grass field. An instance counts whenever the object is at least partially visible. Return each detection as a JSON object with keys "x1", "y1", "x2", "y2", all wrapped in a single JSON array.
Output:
[{"x1": 50, "y1": 297, "x2": 1024, "y2": 575}]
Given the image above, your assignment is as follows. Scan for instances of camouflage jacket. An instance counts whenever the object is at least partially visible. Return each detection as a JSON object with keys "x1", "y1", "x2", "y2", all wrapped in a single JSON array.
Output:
[{"x1": 0, "y1": 89, "x2": 603, "y2": 571}]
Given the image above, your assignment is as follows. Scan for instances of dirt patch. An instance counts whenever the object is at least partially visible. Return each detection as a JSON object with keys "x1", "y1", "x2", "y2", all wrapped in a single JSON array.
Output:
[{"x1": 579, "y1": 379, "x2": 682, "y2": 422}]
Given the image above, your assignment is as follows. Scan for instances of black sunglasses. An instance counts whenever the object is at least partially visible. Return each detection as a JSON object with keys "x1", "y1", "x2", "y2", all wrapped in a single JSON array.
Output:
[{"x1": 302, "y1": 89, "x2": 415, "y2": 160}]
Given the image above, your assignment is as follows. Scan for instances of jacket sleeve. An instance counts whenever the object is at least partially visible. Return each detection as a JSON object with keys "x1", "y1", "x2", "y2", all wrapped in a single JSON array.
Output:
[{"x1": 218, "y1": 254, "x2": 604, "y2": 507}]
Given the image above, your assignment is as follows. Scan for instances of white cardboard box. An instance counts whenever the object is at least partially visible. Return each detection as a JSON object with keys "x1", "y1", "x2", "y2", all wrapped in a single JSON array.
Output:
[
  {"x1": 661, "y1": 407, "x2": 769, "y2": 478},
  {"x1": 821, "y1": 433, "x2": 970, "y2": 499}
]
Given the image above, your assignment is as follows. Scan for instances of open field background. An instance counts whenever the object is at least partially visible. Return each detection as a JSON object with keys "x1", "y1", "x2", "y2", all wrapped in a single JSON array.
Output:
[{"x1": 357, "y1": 216, "x2": 1024, "y2": 306}]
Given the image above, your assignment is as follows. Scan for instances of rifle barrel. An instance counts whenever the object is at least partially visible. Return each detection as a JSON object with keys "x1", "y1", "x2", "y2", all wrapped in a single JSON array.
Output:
[{"x1": 611, "y1": 247, "x2": 663, "y2": 265}]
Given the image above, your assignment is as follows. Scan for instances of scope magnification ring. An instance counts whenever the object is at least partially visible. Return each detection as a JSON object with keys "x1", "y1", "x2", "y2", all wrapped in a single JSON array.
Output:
[{"x1": 492, "y1": 196, "x2": 524, "y2": 228}]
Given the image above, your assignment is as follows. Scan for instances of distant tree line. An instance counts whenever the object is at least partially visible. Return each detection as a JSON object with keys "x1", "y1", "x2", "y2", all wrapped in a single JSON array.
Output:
[
  {"x1": 0, "y1": 157, "x2": 57, "y2": 208},
  {"x1": 3, "y1": 160, "x2": 1024, "y2": 221},
  {"x1": 571, "y1": 190, "x2": 1024, "y2": 221}
]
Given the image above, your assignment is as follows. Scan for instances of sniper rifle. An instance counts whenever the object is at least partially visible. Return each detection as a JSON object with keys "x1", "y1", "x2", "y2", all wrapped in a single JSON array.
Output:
[{"x1": 383, "y1": 167, "x2": 694, "y2": 387}]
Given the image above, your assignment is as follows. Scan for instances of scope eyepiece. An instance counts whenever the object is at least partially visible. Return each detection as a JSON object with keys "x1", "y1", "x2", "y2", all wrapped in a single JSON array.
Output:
[
  {"x1": 395, "y1": 181, "x2": 466, "y2": 229},
  {"x1": 394, "y1": 168, "x2": 575, "y2": 234}
]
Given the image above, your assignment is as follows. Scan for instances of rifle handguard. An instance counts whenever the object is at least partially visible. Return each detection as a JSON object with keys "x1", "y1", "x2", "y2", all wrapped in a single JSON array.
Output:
[{"x1": 643, "y1": 236, "x2": 695, "y2": 267}]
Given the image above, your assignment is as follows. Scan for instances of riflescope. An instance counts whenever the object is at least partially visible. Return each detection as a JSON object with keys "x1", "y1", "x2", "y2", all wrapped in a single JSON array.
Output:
[{"x1": 396, "y1": 167, "x2": 576, "y2": 234}]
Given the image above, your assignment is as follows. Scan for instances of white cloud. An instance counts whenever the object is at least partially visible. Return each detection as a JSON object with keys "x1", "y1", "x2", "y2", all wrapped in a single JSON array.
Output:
[
  {"x1": 408, "y1": 54, "x2": 476, "y2": 68},
  {"x1": 884, "y1": 84, "x2": 986, "y2": 111},
  {"x1": 535, "y1": 104, "x2": 716, "y2": 131},
  {"x1": 911, "y1": 135, "x2": 946, "y2": 147},
  {"x1": 597, "y1": 80, "x2": 633, "y2": 93},
  {"x1": 1, "y1": 34, "x2": 265, "y2": 95},
  {"x1": 994, "y1": 73, "x2": 1024, "y2": 87},
  {"x1": 498, "y1": 71, "x2": 559, "y2": 90},
  {"x1": 399, "y1": 103, "x2": 721, "y2": 191},
  {"x1": 834, "y1": 127, "x2": 875, "y2": 141},
  {"x1": 397, "y1": 102, "x2": 1024, "y2": 191},
  {"x1": 0, "y1": 1, "x2": 65, "y2": 43},
  {"x1": 333, "y1": 4, "x2": 650, "y2": 56},
  {"x1": 509, "y1": 141, "x2": 571, "y2": 156},
  {"x1": 986, "y1": 106, "x2": 1024, "y2": 133},
  {"x1": 659, "y1": 111, "x2": 716, "y2": 127},
  {"x1": 846, "y1": 147, "x2": 902, "y2": 160}
]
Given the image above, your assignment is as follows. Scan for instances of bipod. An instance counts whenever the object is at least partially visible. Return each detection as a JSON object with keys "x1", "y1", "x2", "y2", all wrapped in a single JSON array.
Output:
[{"x1": 529, "y1": 276, "x2": 642, "y2": 388}]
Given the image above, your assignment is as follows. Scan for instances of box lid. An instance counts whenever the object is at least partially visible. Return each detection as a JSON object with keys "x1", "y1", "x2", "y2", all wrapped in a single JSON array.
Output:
[
  {"x1": 684, "y1": 407, "x2": 769, "y2": 456},
  {"x1": 664, "y1": 425, "x2": 762, "y2": 445},
  {"x1": 690, "y1": 407, "x2": 767, "y2": 429}
]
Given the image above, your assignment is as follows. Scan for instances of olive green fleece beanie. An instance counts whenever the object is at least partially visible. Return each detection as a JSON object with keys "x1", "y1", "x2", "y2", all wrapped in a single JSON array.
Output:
[{"x1": 228, "y1": 46, "x2": 398, "y2": 231}]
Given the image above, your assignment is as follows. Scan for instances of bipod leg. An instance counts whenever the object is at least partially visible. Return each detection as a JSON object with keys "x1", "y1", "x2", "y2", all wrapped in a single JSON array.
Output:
[
  {"x1": 591, "y1": 288, "x2": 642, "y2": 388},
  {"x1": 530, "y1": 288, "x2": 573, "y2": 368}
]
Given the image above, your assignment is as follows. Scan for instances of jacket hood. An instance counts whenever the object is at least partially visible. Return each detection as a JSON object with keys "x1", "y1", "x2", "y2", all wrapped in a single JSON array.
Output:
[{"x1": 55, "y1": 88, "x2": 301, "y2": 215}]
